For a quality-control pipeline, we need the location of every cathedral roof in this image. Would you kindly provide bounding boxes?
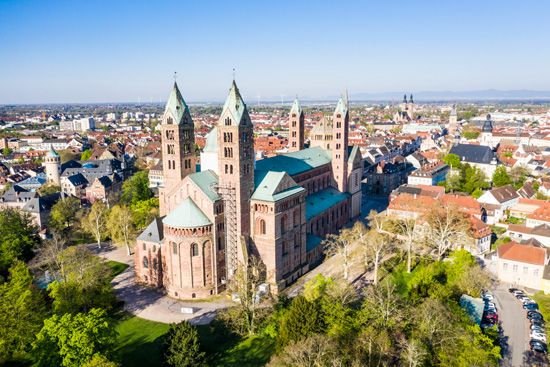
[203,127,218,153]
[188,170,220,202]
[306,188,350,220]
[162,197,212,228]
[164,82,192,125]
[137,217,164,243]
[220,80,250,126]
[255,147,332,176]
[252,171,305,202]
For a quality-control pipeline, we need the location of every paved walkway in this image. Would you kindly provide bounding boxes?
[89,243,234,325]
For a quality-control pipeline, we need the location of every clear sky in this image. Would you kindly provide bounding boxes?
[1,0,549,103]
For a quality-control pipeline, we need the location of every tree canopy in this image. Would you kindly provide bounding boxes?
[162,321,206,367]
[0,208,39,274]
[121,171,153,205]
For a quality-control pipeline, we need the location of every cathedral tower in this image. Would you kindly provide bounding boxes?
[407,94,414,120]
[217,80,255,275]
[159,82,196,215]
[332,97,349,192]
[288,97,304,152]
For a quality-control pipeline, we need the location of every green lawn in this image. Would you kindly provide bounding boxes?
[108,260,129,279]
[114,314,276,367]
[114,314,170,367]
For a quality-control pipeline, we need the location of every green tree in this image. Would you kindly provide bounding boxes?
[49,196,82,232]
[82,354,119,367]
[162,321,206,367]
[107,205,135,255]
[130,197,159,230]
[0,261,47,364]
[443,153,461,169]
[121,171,152,205]
[279,296,325,346]
[47,245,115,314]
[0,208,39,273]
[492,166,511,187]
[80,149,93,161]
[37,183,61,196]
[1,147,13,156]
[33,308,117,367]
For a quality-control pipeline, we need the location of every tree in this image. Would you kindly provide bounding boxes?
[363,229,391,285]
[121,171,152,205]
[107,205,135,255]
[130,197,159,230]
[0,261,47,364]
[82,200,109,249]
[80,149,92,161]
[162,321,206,367]
[47,245,115,314]
[492,166,511,187]
[443,153,461,169]
[225,255,266,336]
[0,207,39,273]
[423,204,471,260]
[394,218,418,273]
[360,280,403,329]
[268,334,338,367]
[323,227,355,281]
[82,354,119,367]
[33,308,117,367]
[399,337,427,367]
[1,147,12,156]
[49,196,81,232]
[278,296,325,346]
[37,183,61,196]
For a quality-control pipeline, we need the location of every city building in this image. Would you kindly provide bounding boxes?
[135,81,362,299]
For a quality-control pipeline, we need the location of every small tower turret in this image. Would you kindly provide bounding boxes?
[43,145,61,185]
[288,97,304,152]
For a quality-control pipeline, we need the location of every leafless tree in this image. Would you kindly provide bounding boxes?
[228,255,266,336]
[324,227,356,281]
[364,229,391,285]
[423,204,471,261]
[268,334,339,367]
[399,337,427,367]
[393,218,418,273]
[82,200,108,249]
[107,205,135,255]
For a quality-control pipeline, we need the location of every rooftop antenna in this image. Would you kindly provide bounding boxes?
[173,71,177,82]
[232,68,236,81]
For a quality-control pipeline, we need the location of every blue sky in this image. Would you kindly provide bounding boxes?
[0,0,549,103]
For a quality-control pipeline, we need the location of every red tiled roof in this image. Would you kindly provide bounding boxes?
[498,241,547,266]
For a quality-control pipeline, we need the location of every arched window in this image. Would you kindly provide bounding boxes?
[191,243,199,256]
[172,243,178,254]
[280,215,286,233]
[142,256,149,268]
[293,209,299,226]
[257,218,266,235]
[153,258,158,270]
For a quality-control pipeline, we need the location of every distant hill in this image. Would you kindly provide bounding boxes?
[349,89,550,101]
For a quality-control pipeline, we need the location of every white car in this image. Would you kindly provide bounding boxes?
[531,332,547,343]
[482,292,494,301]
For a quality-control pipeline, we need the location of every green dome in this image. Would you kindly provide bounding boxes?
[162,197,211,229]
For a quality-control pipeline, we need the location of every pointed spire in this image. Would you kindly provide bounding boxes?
[334,97,348,116]
[409,94,414,103]
[46,144,59,158]
[403,94,408,103]
[221,79,249,126]
[290,97,302,115]
[164,81,192,125]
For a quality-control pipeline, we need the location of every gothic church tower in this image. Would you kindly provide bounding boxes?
[159,82,196,216]
[288,98,304,152]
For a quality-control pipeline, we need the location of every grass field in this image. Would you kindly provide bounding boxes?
[114,314,276,367]
[108,260,129,279]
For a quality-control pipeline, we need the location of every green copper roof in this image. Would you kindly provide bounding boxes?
[290,98,302,115]
[188,170,220,202]
[334,97,348,116]
[46,144,59,158]
[255,147,332,176]
[220,80,250,126]
[162,197,212,228]
[164,82,192,125]
[306,188,349,220]
[306,235,323,252]
[203,127,218,153]
[251,171,305,202]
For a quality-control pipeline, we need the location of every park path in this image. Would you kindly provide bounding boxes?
[89,243,234,325]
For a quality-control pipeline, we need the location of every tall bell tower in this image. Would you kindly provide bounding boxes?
[217,80,255,275]
[288,97,304,152]
[332,97,349,192]
[159,81,196,215]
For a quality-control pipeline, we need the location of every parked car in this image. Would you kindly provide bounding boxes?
[509,287,520,293]
[517,295,530,302]
[531,325,546,334]
[532,320,546,328]
[482,292,494,301]
[528,312,544,321]
[513,290,525,296]
[531,332,547,343]
[530,339,548,354]
[524,303,539,311]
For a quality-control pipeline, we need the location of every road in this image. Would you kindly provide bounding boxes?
[492,285,532,367]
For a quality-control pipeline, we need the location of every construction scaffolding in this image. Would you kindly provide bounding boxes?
[216,182,239,279]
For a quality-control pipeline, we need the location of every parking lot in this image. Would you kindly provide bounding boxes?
[491,286,548,366]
